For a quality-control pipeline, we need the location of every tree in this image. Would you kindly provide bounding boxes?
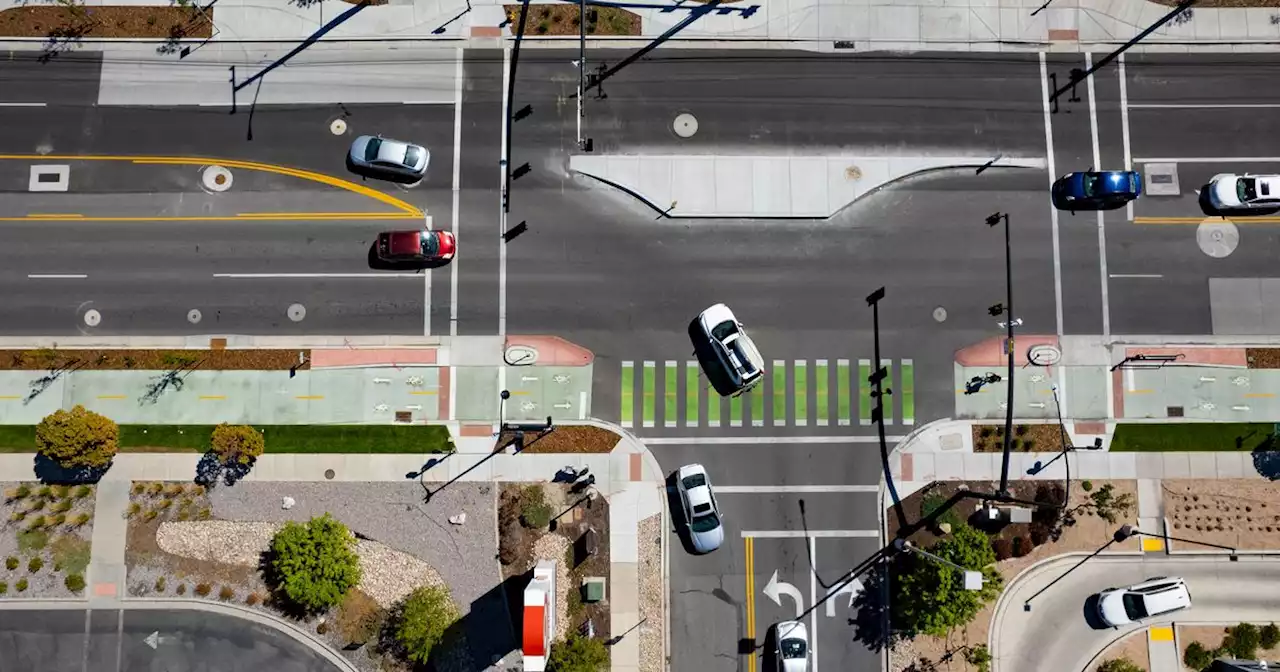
[964,644,991,672]
[1098,658,1144,672]
[1183,641,1213,670]
[269,514,361,612]
[1261,622,1280,649]
[1224,622,1262,659]
[35,406,118,469]
[210,424,265,465]
[393,585,459,664]
[890,523,1003,637]
[1073,484,1135,524]
[548,632,610,672]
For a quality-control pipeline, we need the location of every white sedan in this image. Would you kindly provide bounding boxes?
[675,463,724,554]
[773,621,809,672]
[1208,173,1280,211]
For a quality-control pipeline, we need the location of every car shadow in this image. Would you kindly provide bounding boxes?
[366,243,453,272]
[1081,593,1113,630]
[665,471,705,556]
[687,318,736,398]
[1198,187,1280,218]
[758,624,779,672]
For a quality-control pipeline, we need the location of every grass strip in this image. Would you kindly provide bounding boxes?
[1109,422,1276,452]
[0,424,453,454]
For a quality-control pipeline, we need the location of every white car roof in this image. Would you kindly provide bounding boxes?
[699,303,736,328]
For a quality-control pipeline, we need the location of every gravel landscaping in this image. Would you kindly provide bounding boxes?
[638,513,663,672]
[0,482,95,599]
[498,425,619,454]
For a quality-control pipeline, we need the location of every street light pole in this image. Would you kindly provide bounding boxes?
[987,212,1015,496]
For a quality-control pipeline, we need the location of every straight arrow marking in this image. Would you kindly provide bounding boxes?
[824,577,864,617]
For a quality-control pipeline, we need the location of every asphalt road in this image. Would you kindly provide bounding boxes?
[994,555,1280,672]
[0,607,341,672]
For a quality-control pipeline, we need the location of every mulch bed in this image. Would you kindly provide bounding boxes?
[498,483,611,641]
[972,423,1068,453]
[1246,348,1280,369]
[499,425,619,454]
[0,349,308,371]
[0,5,214,39]
[888,480,1068,558]
[504,4,641,36]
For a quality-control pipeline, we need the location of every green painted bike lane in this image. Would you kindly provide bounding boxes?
[772,360,786,426]
[685,361,698,427]
[794,360,808,426]
[664,361,677,428]
[621,362,634,428]
[837,359,851,426]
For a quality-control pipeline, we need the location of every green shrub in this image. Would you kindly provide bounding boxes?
[1183,641,1213,670]
[1097,659,1144,672]
[210,424,266,465]
[15,578,27,592]
[195,583,212,596]
[269,514,362,612]
[1081,480,1093,491]
[155,576,167,593]
[51,499,72,513]
[1224,622,1262,659]
[176,583,187,595]
[1262,622,1280,649]
[64,574,85,593]
[393,585,459,664]
[0,582,6,594]
[27,557,43,573]
[964,645,992,672]
[4,556,17,571]
[17,528,49,554]
[547,632,610,672]
[219,585,235,601]
[73,485,91,499]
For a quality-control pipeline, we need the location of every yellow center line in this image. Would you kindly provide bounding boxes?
[0,395,21,400]
[95,395,127,400]
[295,395,325,400]
[1136,216,1280,224]
[745,536,756,670]
[408,390,438,396]
[198,395,226,400]
[27,213,84,218]
[0,154,424,216]
[1246,393,1276,398]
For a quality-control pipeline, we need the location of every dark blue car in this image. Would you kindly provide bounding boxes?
[1051,170,1143,212]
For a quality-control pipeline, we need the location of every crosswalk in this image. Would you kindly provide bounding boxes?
[619,358,915,430]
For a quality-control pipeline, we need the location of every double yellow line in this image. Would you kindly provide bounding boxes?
[1135,216,1280,224]
[745,536,756,669]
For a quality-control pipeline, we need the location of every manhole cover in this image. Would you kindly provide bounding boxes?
[324,469,335,480]
[933,306,948,323]
[83,309,101,327]
[287,303,307,322]
[201,166,233,193]
[673,113,698,138]
[329,119,348,135]
[187,309,202,324]
[1197,219,1239,258]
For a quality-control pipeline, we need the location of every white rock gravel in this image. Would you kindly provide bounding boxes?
[155,521,447,608]
[532,532,572,642]
[638,513,664,672]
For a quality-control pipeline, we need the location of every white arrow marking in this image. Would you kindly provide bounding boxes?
[145,631,158,649]
[406,404,423,411]
[521,376,540,383]
[372,378,392,384]
[554,402,572,410]
[824,578,864,617]
[762,570,804,619]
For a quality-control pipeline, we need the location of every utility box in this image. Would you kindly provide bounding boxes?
[583,577,606,603]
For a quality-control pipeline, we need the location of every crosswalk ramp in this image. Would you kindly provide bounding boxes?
[619,358,915,430]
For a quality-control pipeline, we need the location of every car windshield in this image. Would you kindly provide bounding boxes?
[420,232,439,255]
[690,509,719,533]
[405,146,423,167]
[1121,593,1149,621]
[1082,173,1100,197]
[711,320,738,343]
[363,138,383,162]
[781,639,807,659]
[682,474,707,490]
[1239,178,1259,202]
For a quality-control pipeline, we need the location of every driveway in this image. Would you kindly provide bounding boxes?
[992,555,1280,672]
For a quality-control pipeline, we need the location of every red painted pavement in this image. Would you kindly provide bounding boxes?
[1123,346,1247,367]
[954,335,1060,367]
[437,366,450,420]
[1112,369,1125,418]
[311,348,438,368]
[460,424,494,437]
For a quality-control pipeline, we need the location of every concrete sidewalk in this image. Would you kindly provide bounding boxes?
[0,420,665,672]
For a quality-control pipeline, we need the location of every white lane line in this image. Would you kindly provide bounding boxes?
[213,273,421,279]
[1085,52,1110,340]
[1040,52,1065,337]
[810,535,818,672]
[0,102,47,107]
[450,46,464,338]
[717,485,879,494]
[27,274,86,279]
[1110,273,1163,279]
[498,46,510,337]
[741,530,880,539]
[642,436,906,445]
[1128,103,1280,109]
[1135,157,1280,164]
[1119,54,1134,223]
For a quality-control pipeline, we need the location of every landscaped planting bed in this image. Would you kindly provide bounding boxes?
[0,348,305,371]
[0,482,95,598]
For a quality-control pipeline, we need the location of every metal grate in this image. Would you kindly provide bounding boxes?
[1167,406,1184,418]
[395,411,412,423]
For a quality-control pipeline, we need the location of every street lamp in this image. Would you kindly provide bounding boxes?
[894,538,985,591]
[986,211,1016,497]
[1026,384,1072,509]
[499,389,511,430]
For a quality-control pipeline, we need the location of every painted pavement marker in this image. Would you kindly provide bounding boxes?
[837,359,851,427]
[858,359,872,426]
[664,360,678,428]
[902,359,915,425]
[815,359,829,427]
[794,360,808,427]
[773,360,787,427]
[881,359,894,425]
[685,360,699,428]
[621,361,634,428]
[642,360,655,428]
[730,392,743,428]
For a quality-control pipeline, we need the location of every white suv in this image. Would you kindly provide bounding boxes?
[691,303,765,397]
[1097,577,1192,627]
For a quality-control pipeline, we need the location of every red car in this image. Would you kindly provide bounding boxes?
[376,229,455,264]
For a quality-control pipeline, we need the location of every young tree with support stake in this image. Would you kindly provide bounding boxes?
[891,524,1003,637]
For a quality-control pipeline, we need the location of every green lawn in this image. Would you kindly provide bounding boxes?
[1110,422,1277,452]
[0,424,454,454]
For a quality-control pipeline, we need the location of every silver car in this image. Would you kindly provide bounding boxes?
[675,463,724,554]
[346,135,429,184]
